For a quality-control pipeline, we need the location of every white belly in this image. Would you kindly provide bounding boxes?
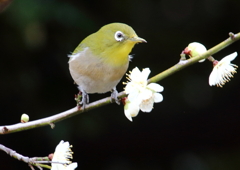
[68,48,129,93]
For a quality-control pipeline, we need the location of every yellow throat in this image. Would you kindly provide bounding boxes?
[73,23,146,67]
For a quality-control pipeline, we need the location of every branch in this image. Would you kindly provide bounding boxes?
[0,92,124,134]
[148,32,240,84]
[0,144,51,169]
[0,32,239,135]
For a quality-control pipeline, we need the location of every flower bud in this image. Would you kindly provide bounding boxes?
[184,42,207,62]
[21,113,29,123]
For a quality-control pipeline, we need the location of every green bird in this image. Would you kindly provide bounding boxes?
[68,23,146,108]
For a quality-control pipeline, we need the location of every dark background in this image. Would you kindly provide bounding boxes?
[1,0,240,169]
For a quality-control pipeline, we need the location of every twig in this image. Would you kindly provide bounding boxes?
[0,32,239,135]
[0,144,51,169]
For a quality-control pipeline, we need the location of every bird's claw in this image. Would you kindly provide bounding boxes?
[111,88,120,105]
[75,90,89,110]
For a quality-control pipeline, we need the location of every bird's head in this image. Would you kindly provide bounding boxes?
[94,23,146,66]
[99,22,146,47]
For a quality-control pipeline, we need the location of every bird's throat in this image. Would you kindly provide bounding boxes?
[103,42,135,67]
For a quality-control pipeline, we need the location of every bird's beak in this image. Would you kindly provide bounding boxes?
[129,36,147,43]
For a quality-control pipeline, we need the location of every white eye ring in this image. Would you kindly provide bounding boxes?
[114,31,124,42]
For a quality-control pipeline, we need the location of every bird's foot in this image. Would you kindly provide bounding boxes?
[75,90,89,110]
[111,88,120,105]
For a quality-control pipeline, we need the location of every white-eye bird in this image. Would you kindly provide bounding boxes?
[68,23,146,108]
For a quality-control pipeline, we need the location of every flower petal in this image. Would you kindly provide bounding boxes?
[124,100,140,121]
[147,83,164,92]
[141,68,151,80]
[139,89,152,100]
[209,69,217,86]
[125,82,136,94]
[220,52,237,63]
[153,93,163,103]
[129,67,141,80]
[66,163,78,170]
[140,98,154,112]
[128,90,141,103]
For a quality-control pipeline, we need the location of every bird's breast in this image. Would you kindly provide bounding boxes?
[69,48,129,93]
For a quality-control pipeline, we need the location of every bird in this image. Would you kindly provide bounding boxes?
[68,23,146,108]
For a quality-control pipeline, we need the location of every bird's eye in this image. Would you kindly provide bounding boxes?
[114,31,124,42]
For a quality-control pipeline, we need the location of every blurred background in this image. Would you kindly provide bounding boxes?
[1,0,240,169]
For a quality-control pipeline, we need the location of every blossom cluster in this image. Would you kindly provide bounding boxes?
[124,67,164,121]
[51,140,78,170]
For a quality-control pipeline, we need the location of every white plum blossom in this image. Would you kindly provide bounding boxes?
[124,67,164,121]
[124,99,140,122]
[209,52,238,87]
[51,140,78,170]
